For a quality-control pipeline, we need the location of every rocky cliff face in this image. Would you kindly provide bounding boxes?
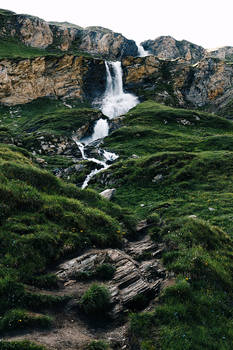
[0,55,106,105]
[122,55,233,114]
[0,10,138,59]
[79,26,138,60]
[141,36,206,63]
[207,46,233,61]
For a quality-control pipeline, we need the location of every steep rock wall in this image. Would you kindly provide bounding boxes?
[122,56,233,113]
[0,55,106,105]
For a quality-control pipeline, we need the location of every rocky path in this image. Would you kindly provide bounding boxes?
[4,234,169,349]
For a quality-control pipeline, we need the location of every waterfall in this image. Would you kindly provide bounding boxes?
[73,60,139,189]
[101,61,139,119]
[137,44,150,57]
[72,136,118,189]
[81,118,109,145]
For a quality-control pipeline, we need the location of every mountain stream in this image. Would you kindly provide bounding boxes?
[73,61,139,189]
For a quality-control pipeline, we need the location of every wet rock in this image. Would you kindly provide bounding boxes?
[100,188,116,200]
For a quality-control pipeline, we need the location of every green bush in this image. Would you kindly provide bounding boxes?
[0,309,52,332]
[85,340,109,350]
[0,340,46,350]
[95,263,116,280]
[79,284,111,315]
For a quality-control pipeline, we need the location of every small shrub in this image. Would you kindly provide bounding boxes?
[27,273,59,289]
[85,340,109,350]
[95,263,116,280]
[0,340,46,350]
[0,309,52,332]
[79,284,111,315]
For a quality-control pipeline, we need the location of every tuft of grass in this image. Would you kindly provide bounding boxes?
[0,309,52,332]
[0,340,46,350]
[85,340,110,350]
[79,284,111,315]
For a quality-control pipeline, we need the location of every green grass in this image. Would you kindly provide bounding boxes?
[0,97,105,175]
[0,97,94,136]
[130,218,233,350]
[88,101,233,349]
[92,101,233,233]
[0,98,232,348]
[0,309,52,332]
[0,143,135,337]
[0,340,46,350]
[79,284,111,315]
[0,37,51,60]
[85,340,110,350]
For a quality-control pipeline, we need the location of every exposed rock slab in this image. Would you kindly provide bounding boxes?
[56,235,167,318]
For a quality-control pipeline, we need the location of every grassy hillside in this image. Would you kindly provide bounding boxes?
[89,101,233,349]
[0,98,100,136]
[0,143,135,347]
[0,99,232,349]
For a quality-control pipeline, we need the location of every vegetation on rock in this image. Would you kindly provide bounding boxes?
[79,284,111,315]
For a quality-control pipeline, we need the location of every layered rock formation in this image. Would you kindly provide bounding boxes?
[122,55,233,114]
[56,234,167,318]
[141,36,206,63]
[0,55,106,105]
[0,10,138,59]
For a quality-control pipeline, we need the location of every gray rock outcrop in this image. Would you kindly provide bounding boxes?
[141,36,206,63]
[56,235,167,318]
[207,46,233,61]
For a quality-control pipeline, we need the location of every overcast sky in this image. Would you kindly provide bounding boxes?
[1,0,232,49]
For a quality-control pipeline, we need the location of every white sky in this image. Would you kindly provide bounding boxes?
[1,0,232,49]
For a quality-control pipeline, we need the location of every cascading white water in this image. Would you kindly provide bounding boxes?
[101,61,139,119]
[73,60,138,189]
[72,136,118,189]
[137,44,150,57]
[81,118,109,145]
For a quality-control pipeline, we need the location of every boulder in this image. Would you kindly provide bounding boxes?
[100,188,116,200]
